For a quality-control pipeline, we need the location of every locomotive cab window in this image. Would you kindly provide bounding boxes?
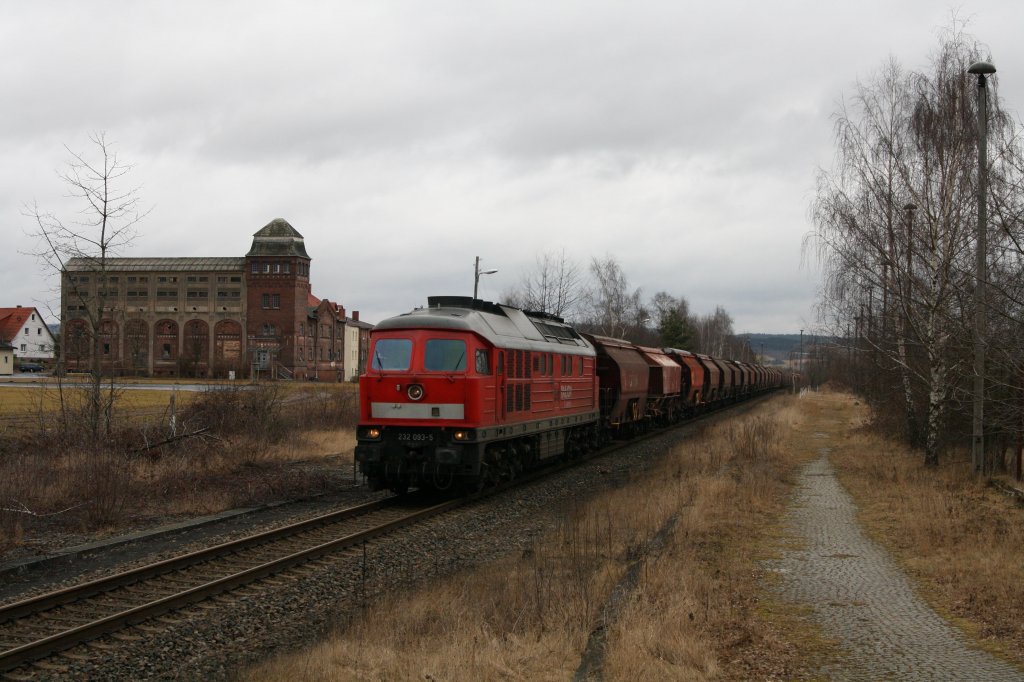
[424,339,466,371]
[475,349,491,375]
[371,338,413,371]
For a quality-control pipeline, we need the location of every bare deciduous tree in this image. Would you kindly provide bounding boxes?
[504,253,750,360]
[691,306,736,357]
[502,249,586,321]
[582,255,646,339]
[25,132,149,437]
[810,24,1024,468]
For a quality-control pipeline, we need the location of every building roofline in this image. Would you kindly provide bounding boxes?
[64,257,245,272]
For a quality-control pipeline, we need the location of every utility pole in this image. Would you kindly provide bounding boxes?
[473,256,498,300]
[799,328,804,388]
[969,60,996,474]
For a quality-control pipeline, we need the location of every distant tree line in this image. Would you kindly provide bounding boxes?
[809,22,1024,472]
[502,250,756,363]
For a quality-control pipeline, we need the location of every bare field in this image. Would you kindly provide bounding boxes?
[249,395,837,681]
[0,386,197,417]
[0,383,358,555]
[0,380,359,414]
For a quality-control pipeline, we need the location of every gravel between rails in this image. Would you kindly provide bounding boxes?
[12,401,767,681]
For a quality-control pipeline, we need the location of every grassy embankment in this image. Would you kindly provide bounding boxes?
[250,394,838,681]
[248,391,1024,679]
[821,391,1024,665]
[0,381,358,553]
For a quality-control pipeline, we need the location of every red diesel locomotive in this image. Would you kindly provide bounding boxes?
[355,296,783,493]
[355,296,601,493]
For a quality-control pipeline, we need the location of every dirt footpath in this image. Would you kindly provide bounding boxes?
[770,397,1024,681]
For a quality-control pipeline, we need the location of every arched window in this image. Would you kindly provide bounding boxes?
[125,319,149,370]
[154,319,178,362]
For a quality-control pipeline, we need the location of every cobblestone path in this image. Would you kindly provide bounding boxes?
[773,447,1024,681]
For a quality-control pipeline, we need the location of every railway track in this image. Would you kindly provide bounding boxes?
[0,392,776,677]
[0,495,462,675]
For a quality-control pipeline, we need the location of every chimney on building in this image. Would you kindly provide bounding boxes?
[338,305,346,318]
[353,311,359,322]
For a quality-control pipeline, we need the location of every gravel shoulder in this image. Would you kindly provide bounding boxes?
[0,464,380,607]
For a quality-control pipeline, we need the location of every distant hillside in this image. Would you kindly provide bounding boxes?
[738,333,827,365]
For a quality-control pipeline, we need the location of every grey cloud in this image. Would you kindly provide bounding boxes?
[3,0,1021,336]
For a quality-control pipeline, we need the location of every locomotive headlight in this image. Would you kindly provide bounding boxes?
[364,427,381,440]
[407,384,424,401]
[453,430,468,441]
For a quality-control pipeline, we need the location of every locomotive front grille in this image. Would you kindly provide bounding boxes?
[370,402,466,419]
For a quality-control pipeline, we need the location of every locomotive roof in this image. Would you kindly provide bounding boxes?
[374,296,594,355]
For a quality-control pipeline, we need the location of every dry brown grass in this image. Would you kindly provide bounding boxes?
[0,383,359,553]
[0,385,197,416]
[602,400,827,681]
[248,395,833,681]
[287,428,356,459]
[0,379,359,417]
[824,391,1024,664]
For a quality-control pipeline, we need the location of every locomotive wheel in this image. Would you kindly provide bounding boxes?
[384,460,410,495]
[431,463,456,491]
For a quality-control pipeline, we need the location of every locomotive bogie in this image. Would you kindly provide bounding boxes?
[356,411,602,492]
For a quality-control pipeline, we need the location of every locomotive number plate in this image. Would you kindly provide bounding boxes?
[397,433,434,442]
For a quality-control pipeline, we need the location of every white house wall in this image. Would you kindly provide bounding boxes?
[344,323,360,380]
[9,309,56,360]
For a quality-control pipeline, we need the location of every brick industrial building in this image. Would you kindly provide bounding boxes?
[61,219,371,380]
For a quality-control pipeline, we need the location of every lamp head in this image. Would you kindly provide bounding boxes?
[968,61,996,76]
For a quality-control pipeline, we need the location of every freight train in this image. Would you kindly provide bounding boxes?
[355,296,783,493]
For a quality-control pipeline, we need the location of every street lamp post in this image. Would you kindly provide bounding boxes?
[969,60,996,474]
[799,328,804,380]
[473,256,498,300]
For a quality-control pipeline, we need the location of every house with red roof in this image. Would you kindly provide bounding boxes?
[0,306,56,364]
[0,340,13,376]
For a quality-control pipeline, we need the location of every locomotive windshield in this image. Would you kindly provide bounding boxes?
[372,338,413,370]
[424,339,466,371]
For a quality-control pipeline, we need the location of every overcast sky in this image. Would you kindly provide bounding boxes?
[3,1,1022,333]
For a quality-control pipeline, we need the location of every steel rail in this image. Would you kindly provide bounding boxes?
[0,497,464,672]
[0,497,395,623]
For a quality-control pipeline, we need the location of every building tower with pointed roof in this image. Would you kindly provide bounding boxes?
[245,219,313,376]
[59,218,369,380]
